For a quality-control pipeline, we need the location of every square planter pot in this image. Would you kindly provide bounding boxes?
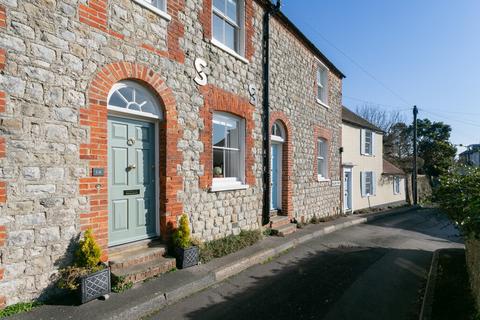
[175,246,199,269]
[79,267,111,304]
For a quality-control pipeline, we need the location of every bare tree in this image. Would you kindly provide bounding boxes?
[355,104,405,133]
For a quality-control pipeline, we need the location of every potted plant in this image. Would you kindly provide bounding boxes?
[172,214,199,269]
[213,166,223,178]
[57,229,111,304]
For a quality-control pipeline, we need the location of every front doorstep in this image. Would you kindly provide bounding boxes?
[108,239,176,284]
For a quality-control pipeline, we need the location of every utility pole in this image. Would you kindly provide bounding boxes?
[412,105,418,205]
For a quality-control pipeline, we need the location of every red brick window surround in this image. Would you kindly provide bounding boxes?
[199,85,255,190]
[0,5,6,28]
[80,62,183,257]
[270,112,293,218]
[314,126,332,181]
[199,0,254,60]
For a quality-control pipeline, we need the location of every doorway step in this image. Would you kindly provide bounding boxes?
[270,215,296,237]
[109,239,176,283]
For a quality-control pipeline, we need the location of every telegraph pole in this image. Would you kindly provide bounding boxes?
[412,106,418,205]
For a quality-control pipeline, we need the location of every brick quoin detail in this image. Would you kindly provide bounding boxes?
[0,5,6,28]
[78,1,185,63]
[0,48,5,70]
[200,0,255,60]
[314,126,333,179]
[270,112,293,219]
[81,62,183,258]
[199,85,255,189]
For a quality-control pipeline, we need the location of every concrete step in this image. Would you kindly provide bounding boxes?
[273,223,297,237]
[109,245,168,273]
[270,215,291,229]
[112,257,176,283]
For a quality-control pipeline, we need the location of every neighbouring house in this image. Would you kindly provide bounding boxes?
[341,107,406,213]
[459,144,480,166]
[0,0,344,306]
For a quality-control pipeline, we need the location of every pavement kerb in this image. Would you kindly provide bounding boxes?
[418,249,440,320]
[136,205,418,319]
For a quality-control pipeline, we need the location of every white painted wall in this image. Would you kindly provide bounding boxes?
[342,123,406,212]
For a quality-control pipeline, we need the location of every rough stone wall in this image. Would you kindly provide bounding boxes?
[0,0,342,305]
[269,18,343,221]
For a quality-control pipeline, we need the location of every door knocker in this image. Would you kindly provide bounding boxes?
[127,137,136,146]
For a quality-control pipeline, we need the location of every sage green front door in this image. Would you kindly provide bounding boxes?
[108,116,156,246]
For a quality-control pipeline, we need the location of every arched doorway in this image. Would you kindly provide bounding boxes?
[270,121,285,213]
[107,80,163,247]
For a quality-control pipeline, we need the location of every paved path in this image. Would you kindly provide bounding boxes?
[147,208,463,320]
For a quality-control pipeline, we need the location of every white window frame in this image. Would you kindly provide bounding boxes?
[361,171,376,197]
[361,129,375,156]
[394,176,401,195]
[211,112,248,192]
[132,0,172,21]
[211,0,246,59]
[316,61,329,108]
[317,138,329,181]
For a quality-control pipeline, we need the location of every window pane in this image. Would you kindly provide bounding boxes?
[118,87,134,102]
[213,122,225,147]
[213,13,224,43]
[224,22,237,51]
[141,101,155,114]
[109,91,127,108]
[317,158,324,177]
[153,0,165,10]
[226,0,238,23]
[226,121,239,149]
[213,0,225,12]
[225,149,240,178]
[213,148,224,177]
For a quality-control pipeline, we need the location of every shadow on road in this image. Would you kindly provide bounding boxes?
[367,208,464,245]
[160,247,430,320]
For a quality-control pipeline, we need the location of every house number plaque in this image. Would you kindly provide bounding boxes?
[92,168,105,177]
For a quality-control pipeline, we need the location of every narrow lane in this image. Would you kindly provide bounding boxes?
[147,209,463,320]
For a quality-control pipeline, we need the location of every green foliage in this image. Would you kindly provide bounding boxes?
[111,274,133,293]
[0,302,42,317]
[199,230,263,263]
[172,214,192,249]
[310,215,320,224]
[57,229,104,291]
[75,229,102,269]
[434,165,480,238]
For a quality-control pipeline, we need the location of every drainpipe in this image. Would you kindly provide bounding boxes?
[262,0,281,226]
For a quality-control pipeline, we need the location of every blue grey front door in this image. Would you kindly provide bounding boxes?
[271,143,281,210]
[108,116,156,246]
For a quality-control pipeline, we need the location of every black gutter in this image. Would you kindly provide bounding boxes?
[261,0,281,226]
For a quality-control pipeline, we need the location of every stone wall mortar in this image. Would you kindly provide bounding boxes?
[0,0,342,305]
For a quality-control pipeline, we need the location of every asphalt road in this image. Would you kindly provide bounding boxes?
[147,208,463,320]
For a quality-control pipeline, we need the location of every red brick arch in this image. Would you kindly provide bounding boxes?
[270,112,293,218]
[80,62,183,258]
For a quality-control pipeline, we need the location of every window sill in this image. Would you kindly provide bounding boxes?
[211,38,249,64]
[132,0,172,21]
[209,184,249,192]
[317,176,331,183]
[316,99,330,109]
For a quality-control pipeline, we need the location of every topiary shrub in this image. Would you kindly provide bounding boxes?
[172,214,192,249]
[75,229,102,269]
[57,229,104,291]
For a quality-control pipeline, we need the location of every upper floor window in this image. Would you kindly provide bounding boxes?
[361,129,374,156]
[394,176,401,194]
[133,0,170,20]
[316,65,328,105]
[212,112,245,189]
[317,138,328,179]
[361,171,376,197]
[213,0,244,54]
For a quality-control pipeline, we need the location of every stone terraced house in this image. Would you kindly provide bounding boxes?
[0,0,344,306]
